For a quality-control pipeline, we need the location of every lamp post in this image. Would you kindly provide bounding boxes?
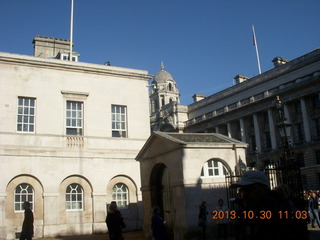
[274,96,292,161]
[273,96,303,202]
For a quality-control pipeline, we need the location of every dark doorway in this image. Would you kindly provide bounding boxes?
[150,163,174,239]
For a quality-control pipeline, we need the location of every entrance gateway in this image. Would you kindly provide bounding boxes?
[136,131,247,240]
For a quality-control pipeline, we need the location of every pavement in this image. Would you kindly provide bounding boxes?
[308,225,320,240]
[35,224,320,240]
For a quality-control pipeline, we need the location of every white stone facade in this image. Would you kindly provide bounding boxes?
[0,43,152,239]
[150,49,320,190]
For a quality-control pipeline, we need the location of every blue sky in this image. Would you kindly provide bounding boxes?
[1,0,319,105]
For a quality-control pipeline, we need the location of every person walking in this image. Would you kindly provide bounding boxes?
[20,201,34,240]
[198,201,208,240]
[106,201,126,240]
[151,206,167,240]
[308,191,320,228]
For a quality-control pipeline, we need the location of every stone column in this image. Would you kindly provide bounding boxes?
[253,114,262,152]
[283,104,293,144]
[268,109,277,150]
[227,122,232,138]
[300,98,311,142]
[240,118,246,143]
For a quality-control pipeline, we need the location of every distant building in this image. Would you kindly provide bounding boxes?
[150,49,320,190]
[0,36,152,239]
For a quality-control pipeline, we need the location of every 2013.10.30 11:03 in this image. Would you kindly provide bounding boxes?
[211,210,308,220]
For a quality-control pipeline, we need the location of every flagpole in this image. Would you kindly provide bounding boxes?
[69,0,74,61]
[252,24,262,74]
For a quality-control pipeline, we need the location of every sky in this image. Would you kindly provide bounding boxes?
[0,0,319,105]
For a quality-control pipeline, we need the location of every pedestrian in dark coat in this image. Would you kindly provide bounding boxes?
[198,201,208,240]
[106,201,126,240]
[151,206,167,240]
[20,202,34,240]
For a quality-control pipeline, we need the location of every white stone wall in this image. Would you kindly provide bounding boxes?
[0,52,151,239]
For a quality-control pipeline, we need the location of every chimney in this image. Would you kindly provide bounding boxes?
[272,57,288,67]
[33,36,71,58]
[234,74,249,84]
[193,94,206,102]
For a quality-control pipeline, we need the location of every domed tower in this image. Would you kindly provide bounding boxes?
[150,62,180,113]
[150,63,180,131]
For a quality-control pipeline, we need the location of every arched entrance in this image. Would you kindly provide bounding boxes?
[150,163,174,239]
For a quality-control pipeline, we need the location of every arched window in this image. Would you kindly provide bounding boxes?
[14,184,34,212]
[201,160,229,178]
[112,183,129,208]
[66,183,83,211]
[168,83,173,91]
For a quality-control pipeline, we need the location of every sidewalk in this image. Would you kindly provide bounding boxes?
[308,225,320,240]
[37,226,320,240]
[36,231,148,240]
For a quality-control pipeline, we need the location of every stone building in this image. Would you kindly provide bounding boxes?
[150,48,320,190]
[0,36,152,239]
[149,63,187,132]
[136,131,247,240]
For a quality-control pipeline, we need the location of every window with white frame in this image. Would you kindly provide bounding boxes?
[111,105,127,138]
[66,101,83,135]
[14,184,34,212]
[60,53,78,62]
[17,97,36,132]
[112,183,129,208]
[66,183,83,211]
[200,160,229,178]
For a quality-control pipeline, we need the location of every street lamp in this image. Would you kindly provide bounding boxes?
[274,96,292,159]
[273,96,303,202]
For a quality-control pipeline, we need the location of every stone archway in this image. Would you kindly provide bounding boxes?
[150,163,174,239]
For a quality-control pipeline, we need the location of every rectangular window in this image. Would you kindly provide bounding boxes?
[295,123,305,143]
[66,101,83,135]
[296,153,305,167]
[316,150,320,165]
[60,53,78,62]
[17,97,36,132]
[112,105,127,138]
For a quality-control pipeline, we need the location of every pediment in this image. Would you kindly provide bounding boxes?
[136,132,184,161]
[136,131,247,161]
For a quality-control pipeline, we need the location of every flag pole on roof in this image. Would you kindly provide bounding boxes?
[252,24,262,74]
[69,0,74,61]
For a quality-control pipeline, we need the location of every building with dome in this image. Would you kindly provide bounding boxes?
[150,63,188,132]
[149,49,320,191]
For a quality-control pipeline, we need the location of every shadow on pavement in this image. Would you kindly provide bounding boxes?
[37,231,148,240]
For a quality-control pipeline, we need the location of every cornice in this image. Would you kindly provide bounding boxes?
[0,52,153,81]
[188,49,320,111]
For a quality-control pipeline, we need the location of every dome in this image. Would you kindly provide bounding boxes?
[153,62,175,84]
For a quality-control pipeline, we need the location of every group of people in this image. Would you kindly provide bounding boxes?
[18,171,315,240]
[198,199,229,240]
[230,171,308,240]
[18,200,167,240]
[106,203,167,240]
[198,170,311,240]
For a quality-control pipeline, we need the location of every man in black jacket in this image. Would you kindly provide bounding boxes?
[308,191,320,228]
